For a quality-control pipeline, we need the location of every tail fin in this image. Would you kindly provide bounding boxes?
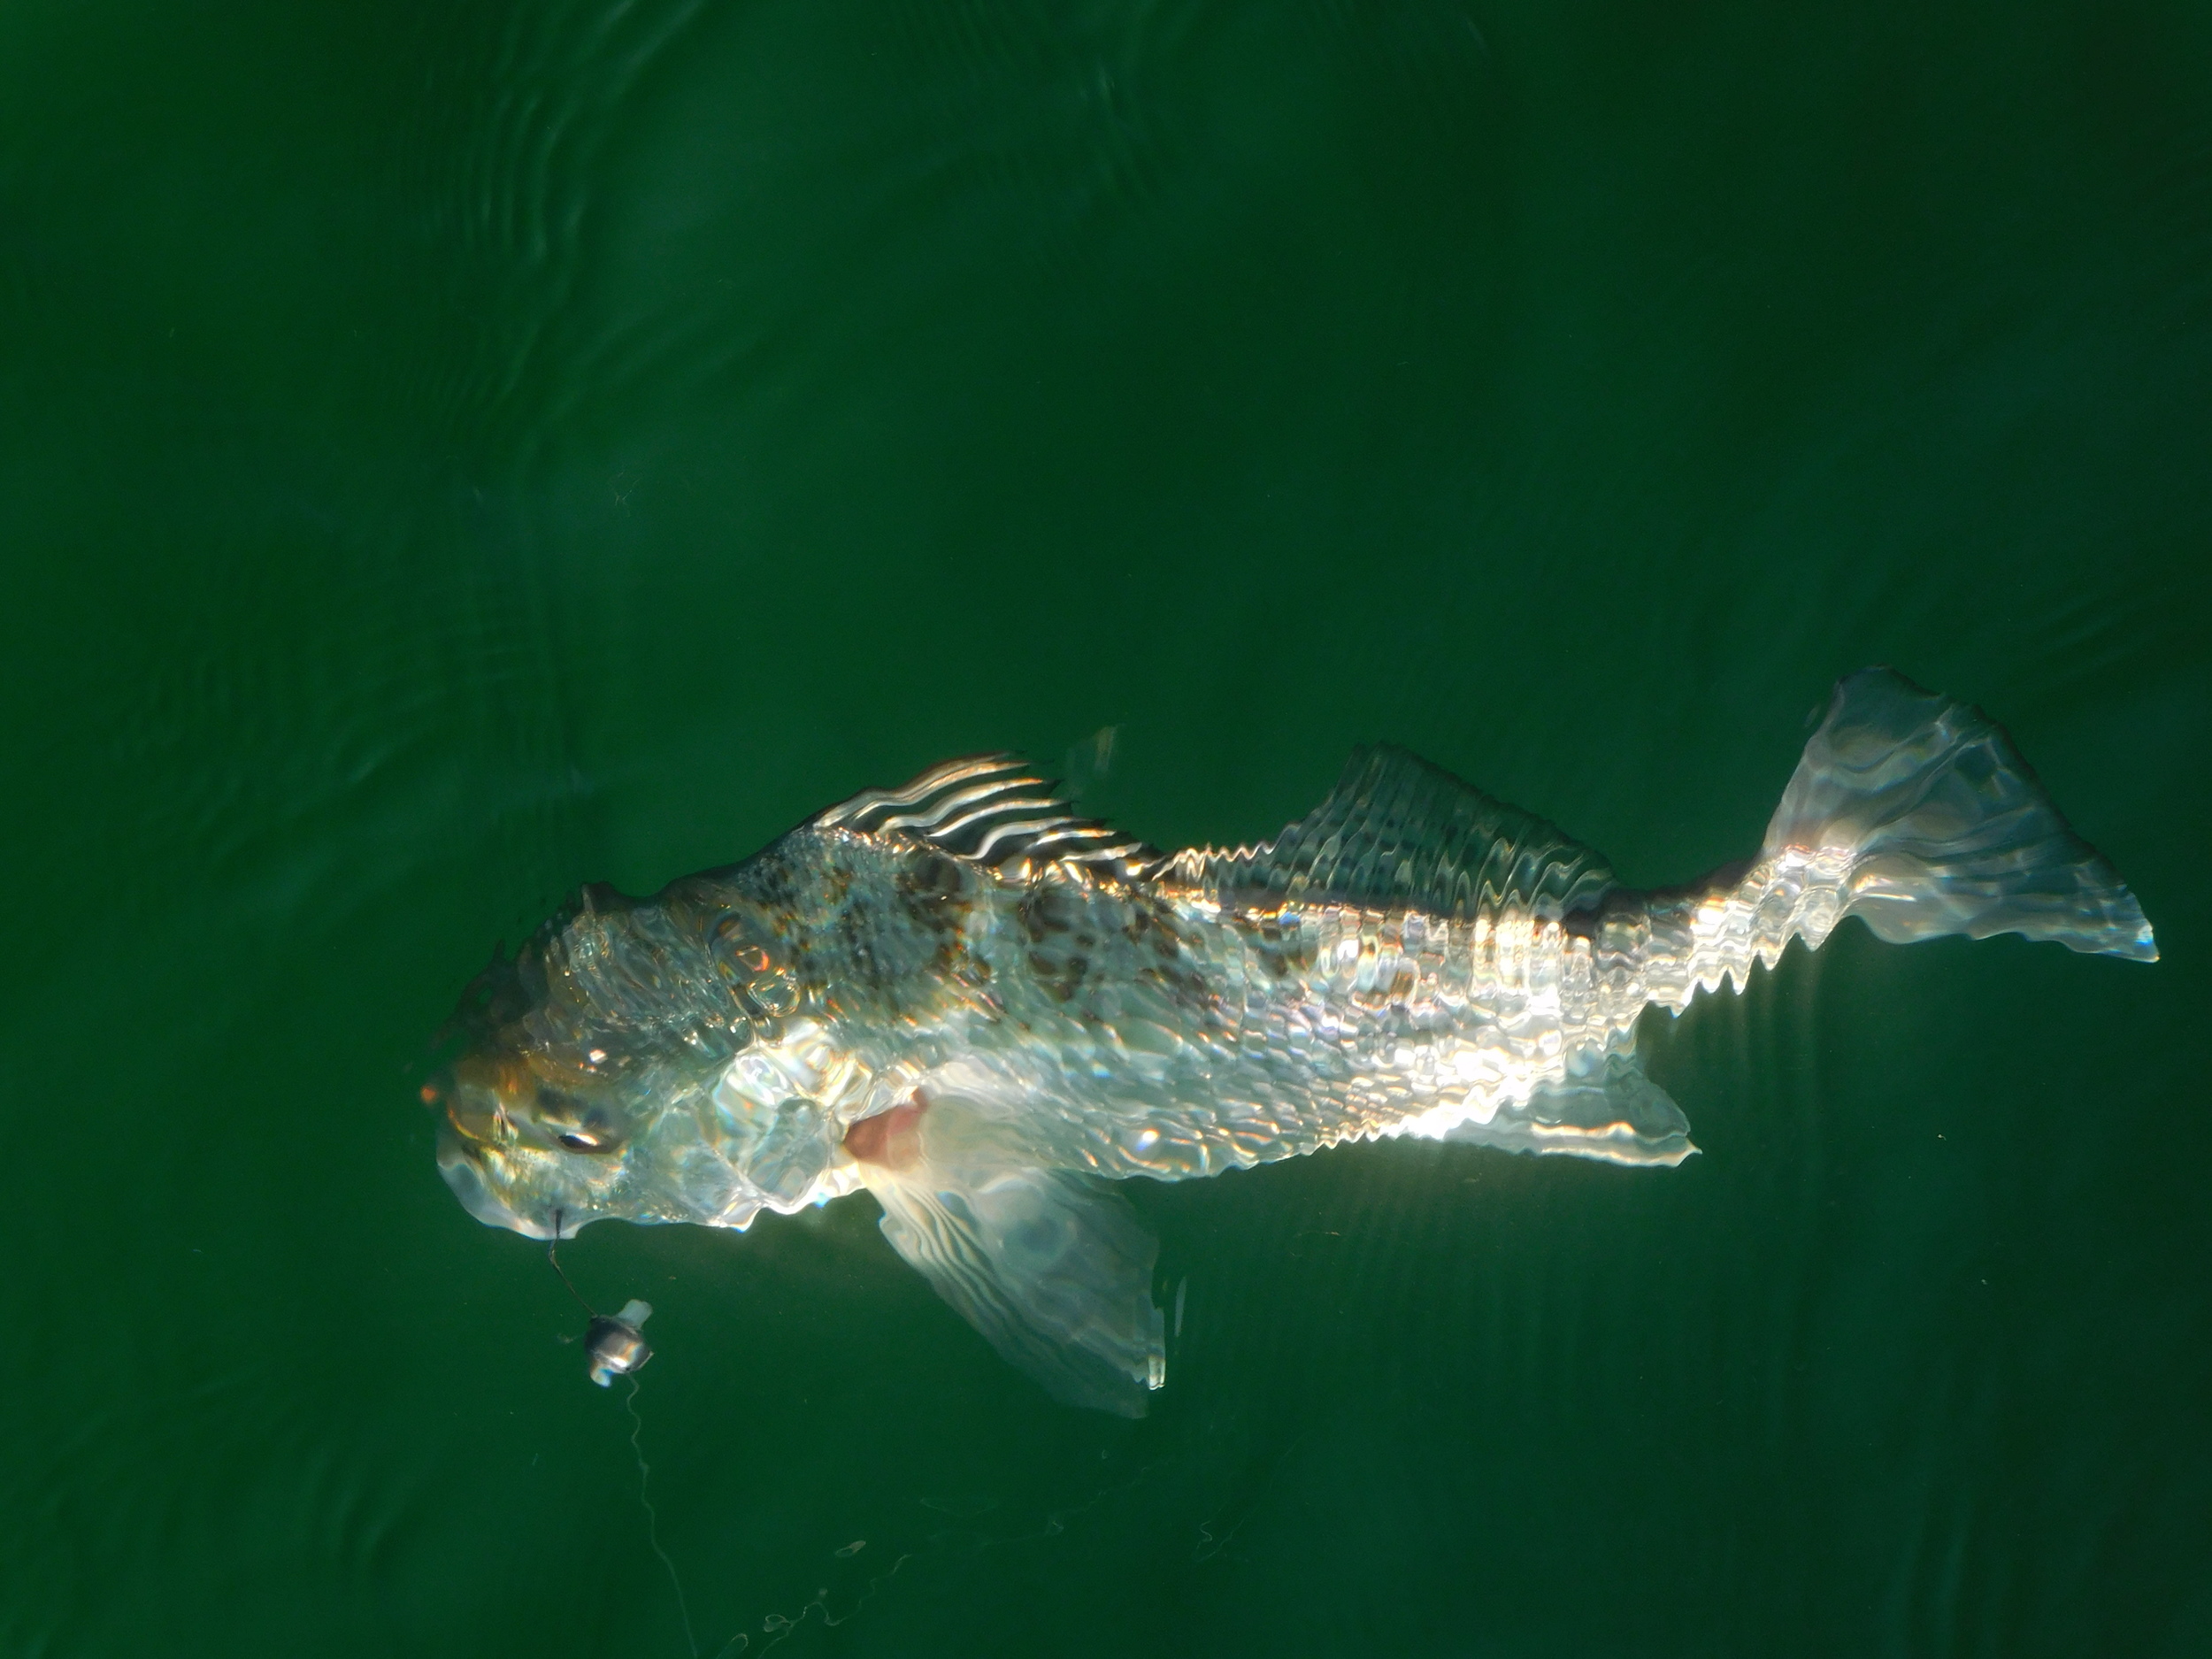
[1763,668,2155,961]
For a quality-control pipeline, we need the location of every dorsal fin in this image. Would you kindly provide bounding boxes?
[818,754,1157,881]
[1170,744,1616,920]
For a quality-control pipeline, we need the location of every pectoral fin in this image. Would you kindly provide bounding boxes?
[857,1102,1165,1416]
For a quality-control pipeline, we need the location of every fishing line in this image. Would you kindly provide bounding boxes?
[547,1209,699,1655]
[545,1208,596,1317]
[626,1374,701,1659]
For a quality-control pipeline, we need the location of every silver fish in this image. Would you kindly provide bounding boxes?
[428,670,2154,1414]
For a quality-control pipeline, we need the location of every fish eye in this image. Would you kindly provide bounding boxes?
[532,1085,621,1154]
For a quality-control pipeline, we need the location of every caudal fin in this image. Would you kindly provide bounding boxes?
[1764,668,2156,962]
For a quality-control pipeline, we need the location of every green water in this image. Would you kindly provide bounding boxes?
[4,2,2208,1653]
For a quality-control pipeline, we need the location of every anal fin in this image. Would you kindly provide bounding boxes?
[1440,1051,1696,1168]
[857,1096,1166,1416]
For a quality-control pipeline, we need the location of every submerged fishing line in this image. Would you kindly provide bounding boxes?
[626,1375,701,1659]
[547,1210,698,1655]
[545,1209,595,1318]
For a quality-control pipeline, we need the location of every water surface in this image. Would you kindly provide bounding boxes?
[3,3,2208,1654]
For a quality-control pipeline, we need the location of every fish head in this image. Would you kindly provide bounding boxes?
[430,1042,643,1240]
[426,882,788,1239]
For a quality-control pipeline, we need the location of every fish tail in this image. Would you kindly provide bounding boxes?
[1756,667,2156,962]
[1630,670,2155,1010]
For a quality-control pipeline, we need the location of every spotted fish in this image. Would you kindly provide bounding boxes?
[430,670,2155,1414]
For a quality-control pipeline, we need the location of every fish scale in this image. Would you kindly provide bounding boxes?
[430,669,2154,1414]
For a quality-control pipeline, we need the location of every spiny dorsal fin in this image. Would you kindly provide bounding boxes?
[818,754,1157,881]
[1171,744,1616,920]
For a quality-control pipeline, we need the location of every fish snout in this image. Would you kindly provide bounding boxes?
[435,1113,554,1237]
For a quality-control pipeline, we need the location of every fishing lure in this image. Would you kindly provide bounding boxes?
[428,670,2154,1413]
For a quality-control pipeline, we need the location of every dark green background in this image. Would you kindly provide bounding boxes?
[4,2,2207,1653]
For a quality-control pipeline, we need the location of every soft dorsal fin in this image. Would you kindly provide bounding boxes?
[1171,744,1616,920]
[818,754,1157,881]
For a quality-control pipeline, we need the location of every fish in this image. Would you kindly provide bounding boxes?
[427,669,2155,1415]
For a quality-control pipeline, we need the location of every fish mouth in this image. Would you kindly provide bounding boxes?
[436,1115,571,1240]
